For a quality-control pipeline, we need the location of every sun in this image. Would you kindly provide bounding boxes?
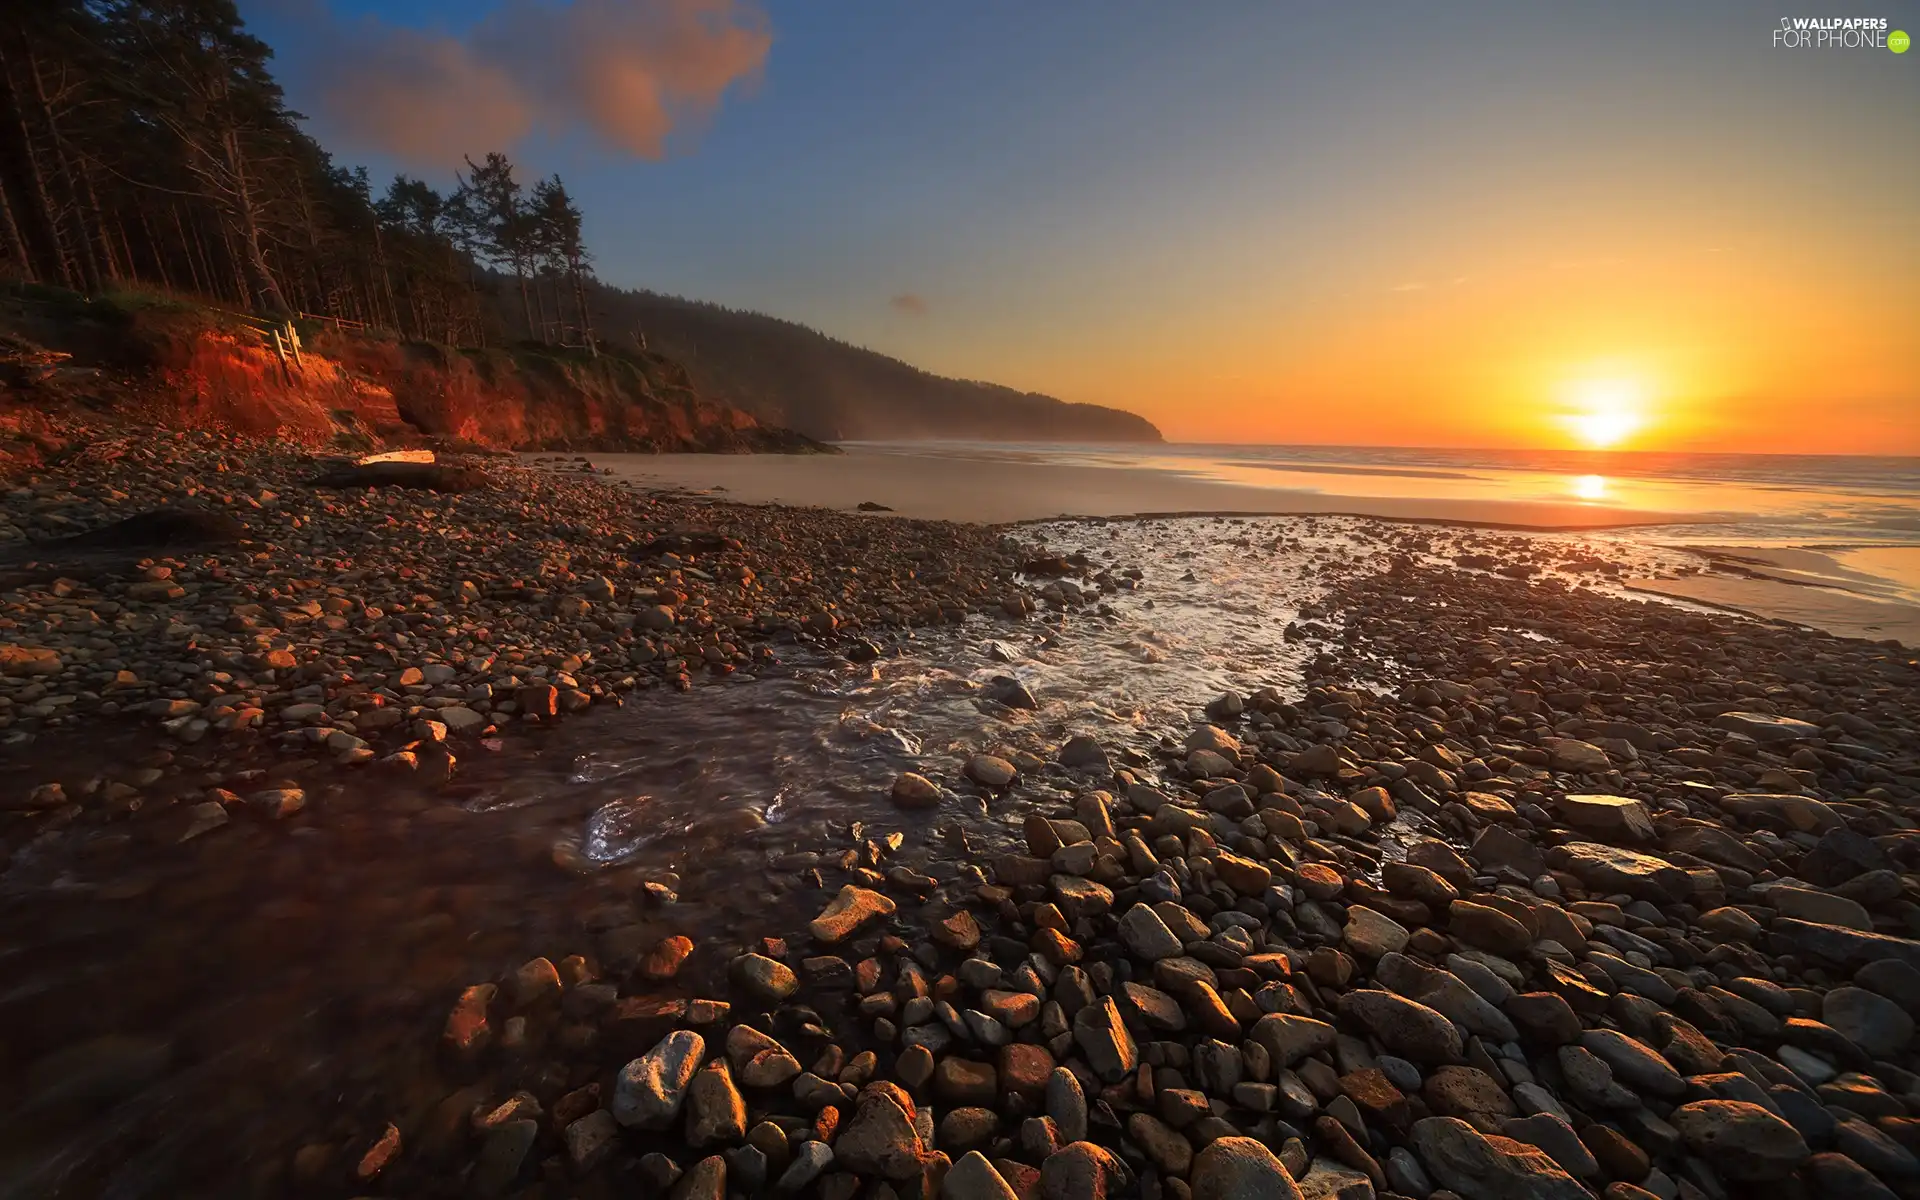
[1561,379,1648,449]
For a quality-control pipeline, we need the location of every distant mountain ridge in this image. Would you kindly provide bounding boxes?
[581,284,1164,444]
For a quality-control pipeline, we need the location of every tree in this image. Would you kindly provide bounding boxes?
[97,0,293,314]
[530,174,594,356]
[456,151,535,341]
[0,1,603,353]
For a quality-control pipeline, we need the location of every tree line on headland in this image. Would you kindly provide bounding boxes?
[0,1,594,352]
[0,1,1164,442]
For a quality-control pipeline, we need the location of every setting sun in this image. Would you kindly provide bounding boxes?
[1562,380,1649,449]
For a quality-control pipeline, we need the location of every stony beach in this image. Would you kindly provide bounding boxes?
[2,432,1919,1200]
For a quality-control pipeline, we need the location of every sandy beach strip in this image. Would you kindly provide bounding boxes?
[585,446,1679,530]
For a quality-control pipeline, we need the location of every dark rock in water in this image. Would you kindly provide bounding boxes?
[1060,736,1110,772]
[985,676,1039,710]
[856,501,894,512]
[1020,555,1082,577]
[310,461,486,491]
[846,640,882,663]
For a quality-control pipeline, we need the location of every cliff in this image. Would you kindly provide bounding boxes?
[0,289,825,462]
[540,282,1165,444]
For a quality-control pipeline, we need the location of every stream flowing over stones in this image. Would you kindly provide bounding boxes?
[2,449,1918,1200]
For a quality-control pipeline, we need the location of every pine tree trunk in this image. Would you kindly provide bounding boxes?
[0,38,68,287]
[0,170,30,282]
[219,127,287,314]
[138,207,171,290]
[533,273,551,344]
[516,267,534,342]
[572,267,596,358]
[77,156,120,284]
[25,42,101,294]
[179,206,210,297]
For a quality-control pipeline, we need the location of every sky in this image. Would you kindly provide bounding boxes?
[243,1,1920,452]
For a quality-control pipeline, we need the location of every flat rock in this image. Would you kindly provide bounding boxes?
[1499,1112,1597,1179]
[1663,823,1768,873]
[1553,794,1653,841]
[1546,740,1611,773]
[1721,793,1842,833]
[1766,885,1872,932]
[1553,842,1690,901]
[1449,900,1533,955]
[1773,919,1920,973]
[1712,712,1822,743]
[1344,905,1410,958]
[809,886,897,943]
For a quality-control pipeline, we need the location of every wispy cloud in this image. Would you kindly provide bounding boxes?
[1390,281,1428,293]
[889,293,930,316]
[272,0,772,167]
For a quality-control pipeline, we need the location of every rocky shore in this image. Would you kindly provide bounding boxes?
[3,433,1919,1200]
[0,430,1023,807]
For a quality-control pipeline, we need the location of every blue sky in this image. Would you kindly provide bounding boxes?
[242,1,1919,449]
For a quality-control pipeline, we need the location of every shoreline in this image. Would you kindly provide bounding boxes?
[3,431,1920,1199]
[602,446,1920,651]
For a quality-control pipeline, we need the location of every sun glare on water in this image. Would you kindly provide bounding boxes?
[1561,379,1649,449]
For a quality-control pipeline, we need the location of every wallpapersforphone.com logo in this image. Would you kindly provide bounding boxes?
[1772,16,1908,50]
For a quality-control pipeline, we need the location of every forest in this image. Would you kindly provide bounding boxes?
[0,0,1162,442]
[0,1,593,352]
